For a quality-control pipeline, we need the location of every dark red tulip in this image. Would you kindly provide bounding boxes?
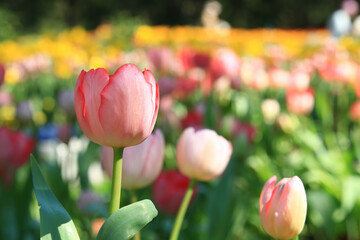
[0,127,35,185]
[152,170,198,215]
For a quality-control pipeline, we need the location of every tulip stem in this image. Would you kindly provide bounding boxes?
[130,190,141,240]
[109,147,124,216]
[169,179,197,240]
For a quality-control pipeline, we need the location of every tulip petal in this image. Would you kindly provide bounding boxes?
[75,69,110,145]
[99,64,157,147]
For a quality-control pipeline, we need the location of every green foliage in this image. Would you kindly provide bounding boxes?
[31,156,80,240]
[96,199,158,240]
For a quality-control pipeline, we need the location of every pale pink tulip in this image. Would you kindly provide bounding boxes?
[176,127,232,181]
[268,68,290,89]
[288,70,310,91]
[101,129,165,189]
[209,48,241,80]
[259,176,307,240]
[286,89,314,115]
[74,64,159,147]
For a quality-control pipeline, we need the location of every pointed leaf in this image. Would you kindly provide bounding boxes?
[31,156,80,240]
[96,199,158,240]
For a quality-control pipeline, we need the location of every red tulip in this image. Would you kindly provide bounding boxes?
[181,110,204,130]
[74,64,159,147]
[0,127,35,185]
[152,170,198,215]
[259,176,307,240]
[176,127,232,181]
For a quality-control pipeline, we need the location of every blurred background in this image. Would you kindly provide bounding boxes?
[1,0,360,239]
[0,0,351,39]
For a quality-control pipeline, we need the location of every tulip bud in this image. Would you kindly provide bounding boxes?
[176,127,232,181]
[261,99,280,124]
[101,129,165,189]
[286,89,314,115]
[268,68,290,89]
[259,176,307,240]
[0,127,35,185]
[350,100,360,121]
[74,64,159,147]
[152,170,198,215]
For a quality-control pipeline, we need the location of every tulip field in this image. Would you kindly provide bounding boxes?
[1,24,360,240]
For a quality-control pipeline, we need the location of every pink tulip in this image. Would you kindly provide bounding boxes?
[74,64,159,147]
[176,127,232,181]
[209,48,241,80]
[286,89,314,115]
[148,47,175,73]
[268,68,290,89]
[0,127,35,185]
[350,100,360,121]
[101,129,165,189]
[259,176,307,240]
[288,70,311,91]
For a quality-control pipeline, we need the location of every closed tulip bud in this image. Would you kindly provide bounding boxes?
[74,64,159,148]
[261,99,280,124]
[0,127,35,185]
[176,127,232,181]
[152,170,198,215]
[286,89,314,115]
[259,176,307,240]
[102,129,165,189]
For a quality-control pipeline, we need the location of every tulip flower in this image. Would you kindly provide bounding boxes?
[170,127,232,240]
[101,129,165,189]
[261,99,280,124]
[209,48,241,80]
[0,127,35,185]
[180,110,204,130]
[259,176,307,240]
[176,127,232,181]
[286,89,314,115]
[350,100,360,121]
[0,63,5,87]
[268,68,290,89]
[74,63,159,148]
[152,170,198,215]
[75,64,159,214]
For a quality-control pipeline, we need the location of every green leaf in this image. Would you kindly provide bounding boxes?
[96,199,158,240]
[31,155,80,240]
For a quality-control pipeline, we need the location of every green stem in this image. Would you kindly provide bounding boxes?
[169,179,197,240]
[109,147,123,216]
[131,190,141,240]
